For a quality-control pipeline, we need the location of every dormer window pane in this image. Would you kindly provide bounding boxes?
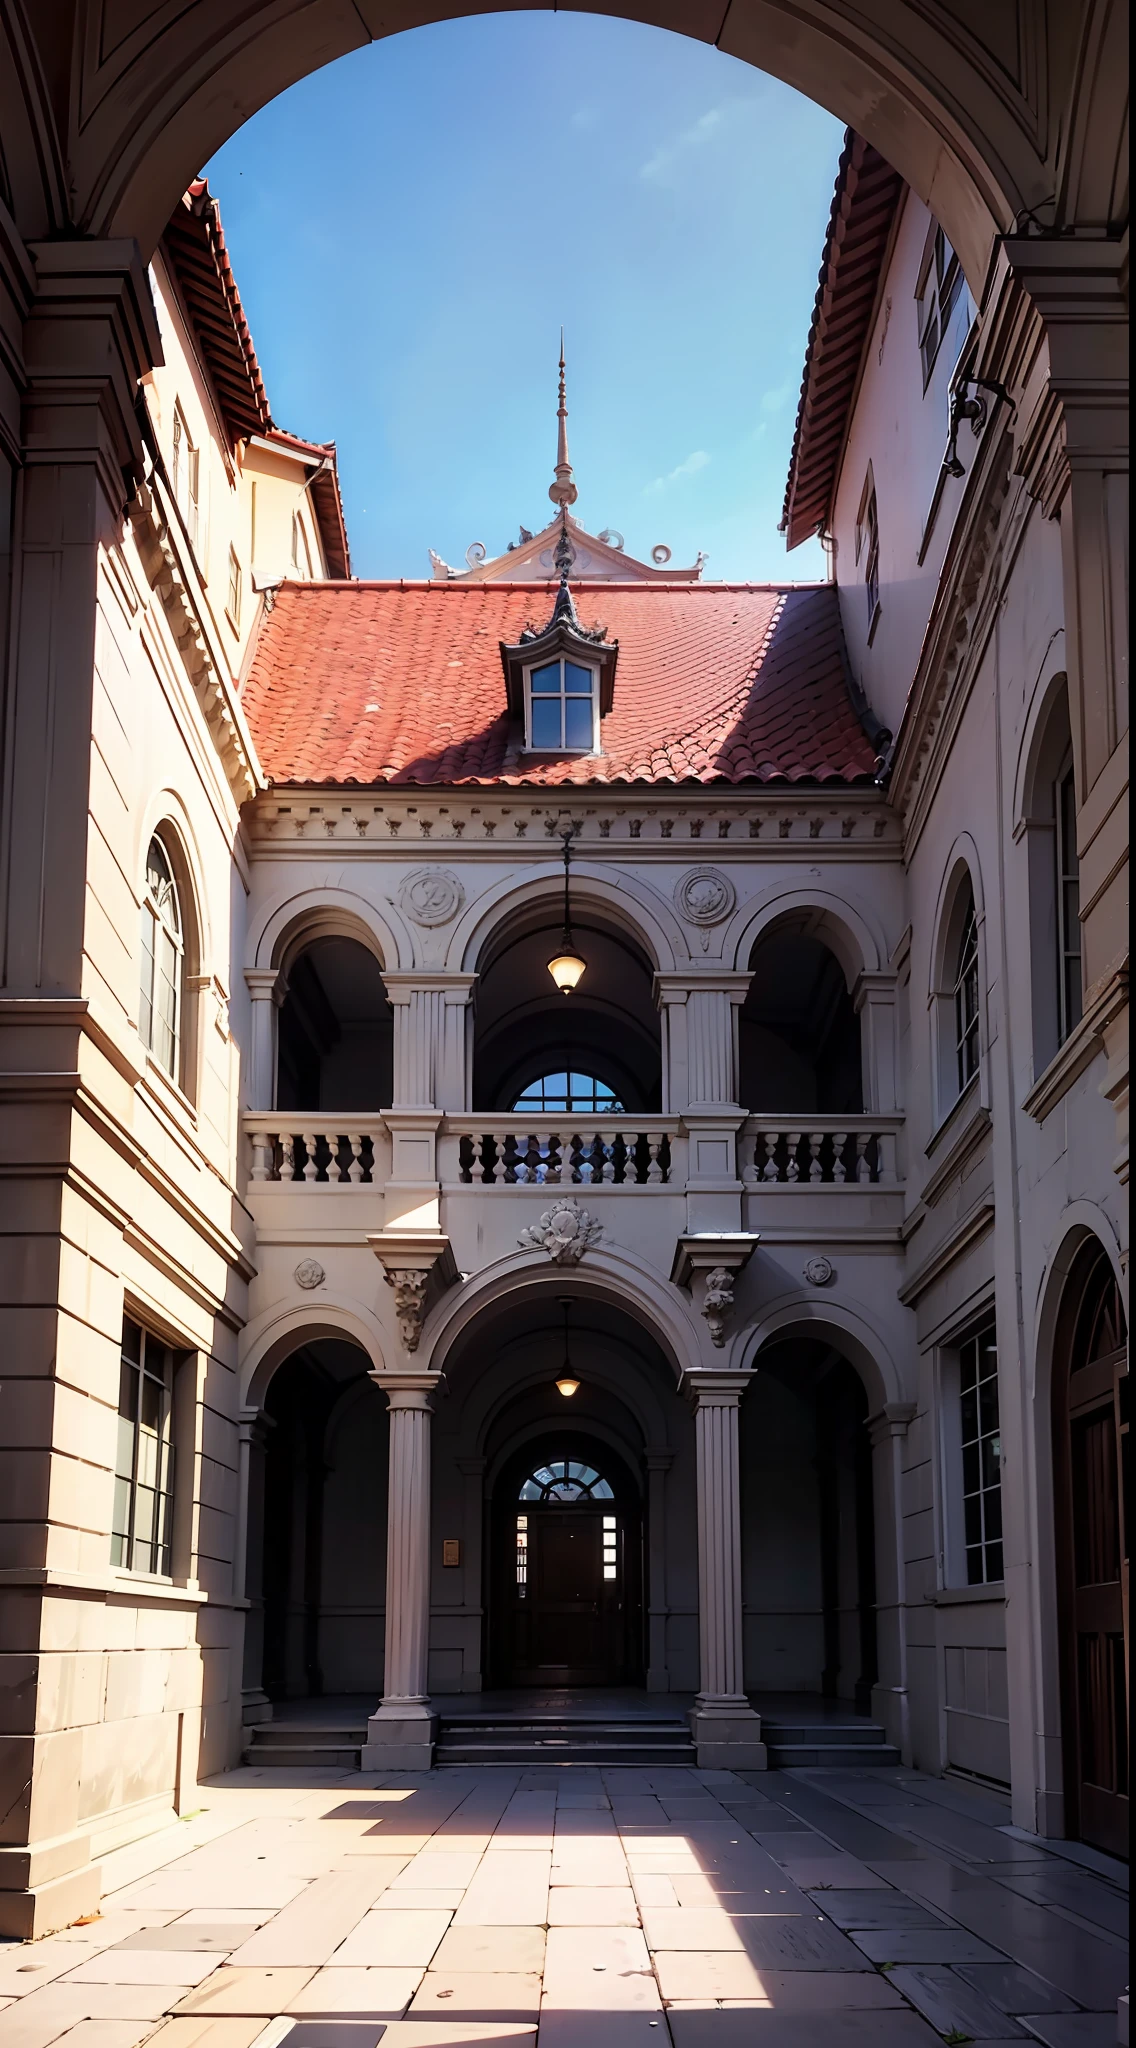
[565,695,593,748]
[525,656,597,751]
[531,696,562,747]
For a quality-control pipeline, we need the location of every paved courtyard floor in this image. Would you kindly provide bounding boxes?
[1,1758,1127,2048]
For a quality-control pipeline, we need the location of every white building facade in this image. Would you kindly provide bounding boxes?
[0,139,1127,1940]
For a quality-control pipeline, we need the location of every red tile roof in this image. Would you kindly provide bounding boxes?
[163,181,272,446]
[241,580,879,788]
[781,132,905,550]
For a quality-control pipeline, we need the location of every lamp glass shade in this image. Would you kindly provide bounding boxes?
[547,947,586,993]
[555,1377,581,1398]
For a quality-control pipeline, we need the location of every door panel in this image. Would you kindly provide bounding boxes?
[499,1507,631,1685]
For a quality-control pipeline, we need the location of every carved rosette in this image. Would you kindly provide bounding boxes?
[701,1266,736,1348]
[675,868,736,952]
[384,1267,432,1352]
[518,1199,603,1265]
[398,868,465,927]
[294,1258,325,1291]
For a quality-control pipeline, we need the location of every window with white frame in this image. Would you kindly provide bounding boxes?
[952,886,980,1094]
[171,404,200,548]
[526,658,598,751]
[1055,758,1082,1044]
[140,835,184,1081]
[916,224,963,389]
[958,1326,1002,1584]
[112,1314,176,1574]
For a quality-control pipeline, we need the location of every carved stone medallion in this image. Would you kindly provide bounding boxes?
[675,867,736,926]
[398,867,465,927]
[294,1258,325,1291]
[803,1255,834,1287]
[518,1199,603,1265]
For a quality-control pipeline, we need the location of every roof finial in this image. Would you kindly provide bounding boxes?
[549,330,578,511]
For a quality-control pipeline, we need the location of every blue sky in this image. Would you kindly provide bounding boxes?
[204,13,843,583]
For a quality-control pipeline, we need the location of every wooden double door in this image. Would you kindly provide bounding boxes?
[493,1497,642,1686]
[1054,1242,1129,1859]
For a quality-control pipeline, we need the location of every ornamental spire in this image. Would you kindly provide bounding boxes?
[548,331,578,510]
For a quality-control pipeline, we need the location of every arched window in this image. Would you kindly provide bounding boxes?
[518,1458,614,1502]
[140,836,184,1081]
[952,888,980,1094]
[512,1072,623,1115]
[1021,679,1082,1075]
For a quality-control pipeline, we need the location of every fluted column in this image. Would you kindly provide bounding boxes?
[236,1407,273,1723]
[362,1374,438,1769]
[686,1371,766,1767]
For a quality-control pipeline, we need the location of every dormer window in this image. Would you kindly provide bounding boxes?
[527,657,598,752]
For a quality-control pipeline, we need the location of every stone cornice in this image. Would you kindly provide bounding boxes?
[128,474,263,804]
[898,1199,995,1306]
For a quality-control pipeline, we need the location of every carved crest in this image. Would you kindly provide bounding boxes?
[293,1258,325,1291]
[383,1266,431,1351]
[518,1199,603,1265]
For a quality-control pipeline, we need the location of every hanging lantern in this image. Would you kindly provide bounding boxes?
[554,1299,580,1398]
[548,827,586,993]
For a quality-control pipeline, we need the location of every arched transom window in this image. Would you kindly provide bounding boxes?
[140,836,184,1080]
[952,888,980,1094]
[519,1457,614,1502]
[512,1072,623,1114]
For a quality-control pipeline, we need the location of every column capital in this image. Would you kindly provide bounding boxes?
[369,1229,458,1354]
[654,971,752,1007]
[868,1401,917,1447]
[244,968,283,999]
[382,973,478,1003]
[671,1232,758,1286]
[682,1368,754,1409]
[368,1371,440,1411]
[644,1445,674,1472]
[237,1405,274,1447]
[24,238,163,515]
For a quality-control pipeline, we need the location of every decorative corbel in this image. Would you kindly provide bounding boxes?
[671,1233,759,1349]
[368,1230,459,1354]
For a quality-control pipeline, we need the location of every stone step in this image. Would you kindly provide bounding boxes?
[437,1741,697,1767]
[436,1713,696,1767]
[243,1740,363,1769]
[247,1722,368,1745]
[759,1721,889,1745]
[764,1739,901,1768]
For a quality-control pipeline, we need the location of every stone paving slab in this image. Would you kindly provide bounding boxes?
[1,1754,1125,2048]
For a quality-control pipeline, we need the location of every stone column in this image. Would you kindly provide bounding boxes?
[686,1371,766,1767]
[867,1401,916,1761]
[236,1408,274,1724]
[363,1374,439,1769]
[645,1446,673,1692]
[854,971,900,1113]
[243,970,281,1111]
[457,1455,487,1692]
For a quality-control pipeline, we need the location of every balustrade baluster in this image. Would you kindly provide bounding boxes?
[854,1132,871,1182]
[347,1133,365,1183]
[502,1132,521,1183]
[280,1133,297,1181]
[302,1132,320,1182]
[786,1131,802,1182]
[646,1136,664,1183]
[250,1132,272,1182]
[832,1132,849,1184]
[762,1130,779,1181]
[807,1131,824,1181]
[878,1129,897,1182]
[545,1130,562,1183]
[601,1131,616,1183]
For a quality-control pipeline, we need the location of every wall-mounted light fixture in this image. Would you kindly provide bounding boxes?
[555,1298,580,1396]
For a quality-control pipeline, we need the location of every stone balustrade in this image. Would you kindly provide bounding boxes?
[245,1114,387,1184]
[442,1115,677,1187]
[742,1114,902,1185]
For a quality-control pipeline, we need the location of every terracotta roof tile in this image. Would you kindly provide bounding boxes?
[241,580,878,789]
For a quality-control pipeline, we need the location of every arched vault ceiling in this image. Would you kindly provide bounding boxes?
[3,1,1126,282]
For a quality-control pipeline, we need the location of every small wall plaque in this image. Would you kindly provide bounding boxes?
[442,1539,461,1567]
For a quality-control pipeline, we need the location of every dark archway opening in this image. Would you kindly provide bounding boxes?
[277,936,393,1112]
[743,1338,876,1706]
[1052,1239,1129,1859]
[472,909,660,1114]
[489,1432,643,1688]
[740,927,862,1114]
[261,1339,385,1699]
